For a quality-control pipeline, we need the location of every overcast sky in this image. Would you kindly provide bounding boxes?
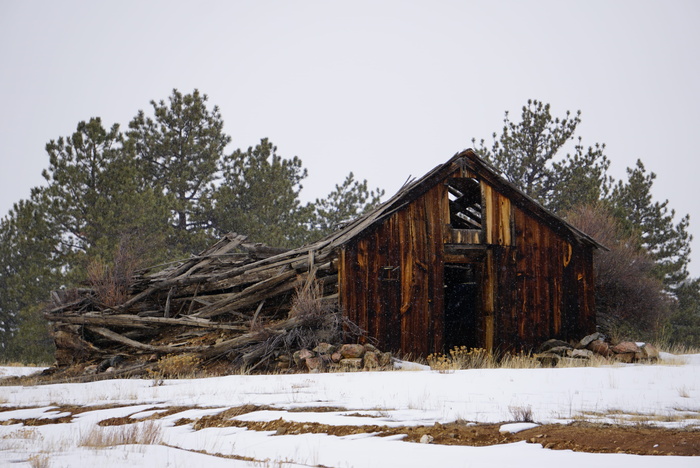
[1,1,699,275]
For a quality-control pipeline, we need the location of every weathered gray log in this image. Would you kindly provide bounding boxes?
[193,270,300,319]
[45,313,250,331]
[86,327,204,354]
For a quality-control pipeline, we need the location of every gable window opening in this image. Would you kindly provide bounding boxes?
[447,177,482,229]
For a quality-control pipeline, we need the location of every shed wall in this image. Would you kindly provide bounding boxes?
[338,171,596,356]
[339,183,447,356]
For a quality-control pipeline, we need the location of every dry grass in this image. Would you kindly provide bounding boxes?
[427,347,496,371]
[2,428,44,441]
[658,342,700,356]
[553,354,611,368]
[28,454,50,468]
[79,420,162,447]
[575,408,700,426]
[151,353,201,379]
[427,347,541,371]
[0,361,36,367]
[425,345,657,372]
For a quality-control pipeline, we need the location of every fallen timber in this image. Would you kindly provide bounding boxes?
[44,231,358,376]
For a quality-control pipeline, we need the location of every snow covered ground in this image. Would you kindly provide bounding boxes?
[1,354,698,467]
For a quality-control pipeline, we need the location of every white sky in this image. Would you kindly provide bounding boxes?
[1,1,699,276]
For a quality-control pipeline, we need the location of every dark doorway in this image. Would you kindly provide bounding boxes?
[444,263,481,351]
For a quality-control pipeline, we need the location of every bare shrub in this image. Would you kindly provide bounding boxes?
[509,405,534,423]
[567,204,671,338]
[87,235,142,307]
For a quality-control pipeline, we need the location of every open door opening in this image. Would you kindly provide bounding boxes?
[444,263,481,351]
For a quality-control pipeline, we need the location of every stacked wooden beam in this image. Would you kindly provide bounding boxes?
[44,232,345,376]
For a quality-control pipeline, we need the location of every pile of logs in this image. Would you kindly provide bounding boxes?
[44,232,357,378]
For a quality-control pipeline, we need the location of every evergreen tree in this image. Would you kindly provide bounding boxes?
[665,278,700,347]
[609,160,692,291]
[39,117,172,277]
[0,199,61,355]
[4,304,55,364]
[40,118,122,262]
[550,140,611,214]
[213,138,313,248]
[127,89,230,253]
[472,99,610,213]
[311,172,384,239]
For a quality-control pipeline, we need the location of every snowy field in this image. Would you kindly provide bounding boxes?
[1,354,699,467]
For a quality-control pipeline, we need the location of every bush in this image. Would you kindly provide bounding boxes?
[153,354,201,378]
[566,204,671,338]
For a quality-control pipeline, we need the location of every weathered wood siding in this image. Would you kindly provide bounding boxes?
[483,183,512,246]
[338,165,596,356]
[492,204,596,352]
[339,183,448,355]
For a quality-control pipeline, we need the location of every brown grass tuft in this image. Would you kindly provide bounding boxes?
[79,420,162,447]
[151,354,201,379]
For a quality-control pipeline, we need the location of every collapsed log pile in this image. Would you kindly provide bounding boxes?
[44,232,371,377]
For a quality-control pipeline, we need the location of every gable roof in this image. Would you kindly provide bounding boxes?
[319,149,605,251]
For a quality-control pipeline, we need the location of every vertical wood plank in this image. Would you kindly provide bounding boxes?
[483,249,495,352]
[483,183,495,244]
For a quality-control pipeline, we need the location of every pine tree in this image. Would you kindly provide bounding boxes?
[609,160,692,291]
[311,172,384,239]
[0,199,61,354]
[665,278,700,347]
[472,99,610,213]
[39,117,172,277]
[127,89,231,253]
[213,138,314,248]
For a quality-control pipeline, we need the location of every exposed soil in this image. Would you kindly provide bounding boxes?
[184,414,700,456]
[2,403,698,456]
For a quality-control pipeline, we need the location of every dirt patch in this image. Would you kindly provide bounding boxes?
[185,416,700,456]
[98,405,206,426]
[3,402,698,456]
[514,422,700,456]
[1,415,73,426]
[286,406,349,413]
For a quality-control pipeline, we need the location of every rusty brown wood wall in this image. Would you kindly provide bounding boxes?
[338,172,596,356]
[494,205,596,352]
[339,183,448,356]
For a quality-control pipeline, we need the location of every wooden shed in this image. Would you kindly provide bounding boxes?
[334,149,602,356]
